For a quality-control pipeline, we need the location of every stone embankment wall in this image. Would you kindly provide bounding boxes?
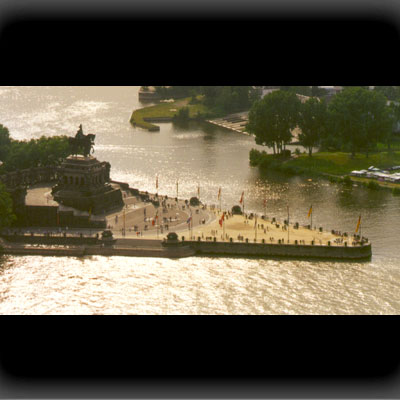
[1,234,99,246]
[0,236,372,261]
[1,245,195,258]
[187,240,372,260]
[0,236,196,259]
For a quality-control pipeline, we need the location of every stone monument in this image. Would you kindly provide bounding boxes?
[52,125,124,214]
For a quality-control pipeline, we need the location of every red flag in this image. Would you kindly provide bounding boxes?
[152,219,155,226]
[219,213,225,227]
[239,191,244,204]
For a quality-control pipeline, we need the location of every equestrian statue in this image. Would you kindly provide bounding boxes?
[68,124,96,157]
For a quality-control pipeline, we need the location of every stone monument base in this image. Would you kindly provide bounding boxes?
[52,155,124,215]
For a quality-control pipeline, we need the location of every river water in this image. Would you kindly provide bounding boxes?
[0,86,399,314]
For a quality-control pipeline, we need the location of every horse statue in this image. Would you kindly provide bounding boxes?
[68,124,96,157]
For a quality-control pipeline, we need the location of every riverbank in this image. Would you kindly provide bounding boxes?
[0,231,371,261]
[250,149,400,190]
[206,113,301,143]
[130,97,210,131]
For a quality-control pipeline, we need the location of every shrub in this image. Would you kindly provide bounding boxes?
[342,175,353,186]
[367,180,380,190]
[167,232,178,241]
[249,149,267,166]
[190,197,200,206]
[173,107,190,122]
[231,205,243,215]
[281,149,291,159]
[393,187,400,195]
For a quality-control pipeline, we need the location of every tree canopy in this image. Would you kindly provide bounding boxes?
[297,97,327,156]
[373,86,400,102]
[328,87,391,157]
[247,90,301,154]
[0,128,72,174]
[280,86,328,98]
[0,182,16,229]
[0,124,11,163]
[201,86,260,115]
[154,86,260,116]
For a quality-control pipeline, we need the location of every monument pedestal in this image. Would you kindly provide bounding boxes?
[52,155,123,215]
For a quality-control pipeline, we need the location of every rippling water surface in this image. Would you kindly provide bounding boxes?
[0,86,399,314]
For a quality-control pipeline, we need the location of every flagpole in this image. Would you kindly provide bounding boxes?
[156,175,158,197]
[176,180,178,200]
[223,214,226,241]
[123,209,126,237]
[255,214,257,242]
[191,211,193,239]
[264,198,266,218]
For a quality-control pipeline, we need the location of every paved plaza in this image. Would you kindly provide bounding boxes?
[22,182,354,247]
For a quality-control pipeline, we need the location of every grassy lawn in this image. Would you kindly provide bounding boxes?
[349,176,398,190]
[376,139,400,152]
[284,151,400,176]
[130,97,210,131]
[251,149,400,192]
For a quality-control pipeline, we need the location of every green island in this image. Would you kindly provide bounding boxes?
[130,86,259,131]
[130,97,210,131]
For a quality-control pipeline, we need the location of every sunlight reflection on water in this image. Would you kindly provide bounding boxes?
[0,86,399,314]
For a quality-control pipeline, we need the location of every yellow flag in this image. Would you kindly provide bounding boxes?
[355,215,361,233]
[307,205,312,218]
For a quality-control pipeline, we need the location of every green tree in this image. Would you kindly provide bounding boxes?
[374,86,400,102]
[328,87,391,157]
[280,86,312,96]
[298,98,327,156]
[0,183,16,228]
[387,102,400,151]
[2,135,71,172]
[200,86,260,115]
[247,90,301,154]
[0,124,11,163]
[311,86,328,97]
